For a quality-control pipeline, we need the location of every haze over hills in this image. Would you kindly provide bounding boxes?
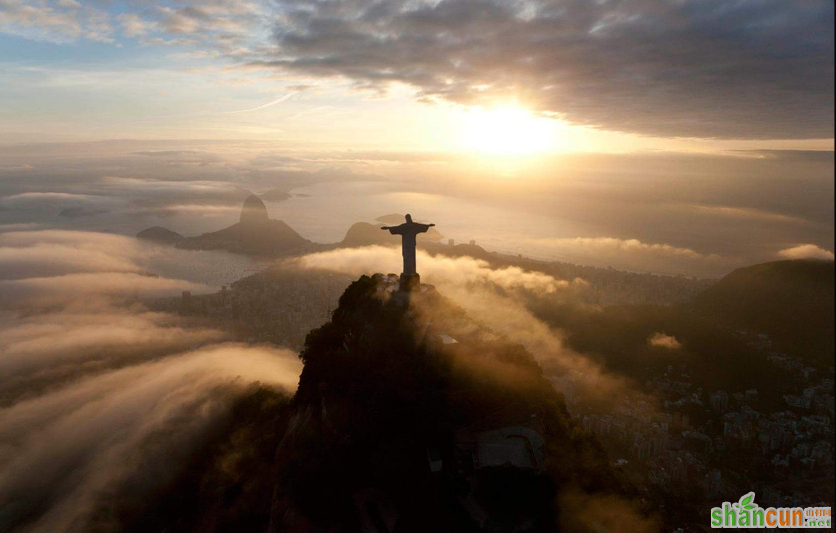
[139,194,319,256]
[691,259,835,366]
[138,197,522,274]
[535,259,835,395]
[136,226,185,245]
[341,216,443,248]
[140,197,447,255]
[138,195,712,308]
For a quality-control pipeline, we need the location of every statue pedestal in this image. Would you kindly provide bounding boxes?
[399,273,420,292]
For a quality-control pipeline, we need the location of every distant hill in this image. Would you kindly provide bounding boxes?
[426,241,494,261]
[178,218,311,255]
[691,259,834,366]
[375,213,407,225]
[136,226,184,244]
[341,216,443,247]
[532,259,833,404]
[340,221,399,247]
[138,195,316,256]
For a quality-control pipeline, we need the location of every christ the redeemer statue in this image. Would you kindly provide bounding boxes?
[382,214,434,289]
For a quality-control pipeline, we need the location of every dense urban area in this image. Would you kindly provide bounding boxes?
[556,332,833,524]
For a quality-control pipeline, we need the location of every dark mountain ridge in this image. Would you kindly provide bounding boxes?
[267,275,636,532]
[690,259,834,366]
[532,258,834,413]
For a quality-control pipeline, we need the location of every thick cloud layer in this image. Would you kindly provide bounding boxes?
[778,243,835,261]
[263,0,834,139]
[525,235,729,275]
[294,246,651,409]
[0,230,211,306]
[0,228,302,533]
[0,304,225,404]
[0,343,301,533]
[295,244,581,294]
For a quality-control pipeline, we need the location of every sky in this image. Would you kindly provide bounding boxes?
[0,0,834,276]
[1,0,833,147]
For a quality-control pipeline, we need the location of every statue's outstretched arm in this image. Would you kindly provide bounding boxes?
[380,226,390,230]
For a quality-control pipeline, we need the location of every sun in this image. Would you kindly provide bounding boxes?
[457,105,559,155]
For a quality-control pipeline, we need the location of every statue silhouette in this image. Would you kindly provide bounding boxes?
[381,214,435,277]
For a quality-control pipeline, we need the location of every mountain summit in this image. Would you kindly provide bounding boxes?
[240,193,270,225]
[266,274,635,532]
[177,194,311,255]
[137,194,317,256]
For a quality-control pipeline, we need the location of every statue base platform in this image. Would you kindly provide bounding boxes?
[399,273,420,292]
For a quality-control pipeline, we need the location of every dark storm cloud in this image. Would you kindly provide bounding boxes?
[259,0,834,139]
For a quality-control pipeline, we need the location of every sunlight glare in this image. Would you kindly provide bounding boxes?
[458,105,559,154]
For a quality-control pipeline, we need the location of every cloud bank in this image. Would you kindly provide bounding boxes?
[0,343,301,533]
[261,0,834,139]
[778,244,835,261]
[526,235,730,275]
[294,246,651,410]
[4,1,831,139]
[294,245,578,294]
[0,227,303,532]
[1,142,832,277]
[0,230,210,306]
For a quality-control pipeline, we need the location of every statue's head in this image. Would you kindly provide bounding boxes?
[405,214,413,222]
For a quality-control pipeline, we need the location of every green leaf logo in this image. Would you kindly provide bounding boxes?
[739,492,756,510]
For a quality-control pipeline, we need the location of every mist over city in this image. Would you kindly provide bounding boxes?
[0,1,833,532]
